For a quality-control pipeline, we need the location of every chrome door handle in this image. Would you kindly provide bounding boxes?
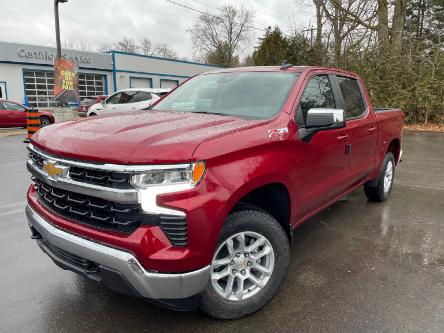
[337,135,349,142]
[368,127,376,133]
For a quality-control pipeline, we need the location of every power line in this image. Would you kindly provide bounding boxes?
[164,0,267,32]
[188,0,269,32]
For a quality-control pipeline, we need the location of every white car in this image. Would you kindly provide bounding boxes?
[87,88,171,116]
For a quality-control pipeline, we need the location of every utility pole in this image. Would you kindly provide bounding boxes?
[54,0,68,59]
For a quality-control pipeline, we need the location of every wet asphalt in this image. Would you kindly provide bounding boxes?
[0,131,443,332]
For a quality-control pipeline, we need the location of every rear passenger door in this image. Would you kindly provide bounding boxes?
[334,75,377,184]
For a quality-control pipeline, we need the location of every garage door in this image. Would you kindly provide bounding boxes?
[130,77,152,88]
[160,79,179,89]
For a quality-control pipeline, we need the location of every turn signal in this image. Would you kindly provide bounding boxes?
[192,161,206,184]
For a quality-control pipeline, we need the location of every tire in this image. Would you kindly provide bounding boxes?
[364,152,395,202]
[199,207,290,319]
[89,113,97,116]
[39,116,51,127]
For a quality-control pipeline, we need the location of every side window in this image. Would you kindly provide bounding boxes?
[337,76,366,119]
[300,75,336,122]
[106,93,122,104]
[3,102,25,111]
[129,91,152,103]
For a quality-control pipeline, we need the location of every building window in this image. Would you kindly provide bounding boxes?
[78,73,105,97]
[160,79,179,89]
[24,70,106,107]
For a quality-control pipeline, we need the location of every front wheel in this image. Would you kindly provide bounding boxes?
[199,207,290,319]
[39,116,51,127]
[364,152,395,202]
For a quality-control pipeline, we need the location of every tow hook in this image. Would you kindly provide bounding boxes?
[29,225,42,239]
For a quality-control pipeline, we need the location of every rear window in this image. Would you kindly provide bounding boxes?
[337,76,366,119]
[80,98,96,104]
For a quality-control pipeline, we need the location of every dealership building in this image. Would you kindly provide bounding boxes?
[0,41,220,107]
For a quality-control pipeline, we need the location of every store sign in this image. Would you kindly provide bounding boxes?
[54,58,79,105]
[17,49,92,64]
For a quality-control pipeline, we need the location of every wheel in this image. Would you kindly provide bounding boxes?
[39,116,51,127]
[200,208,290,319]
[89,113,97,116]
[364,152,395,202]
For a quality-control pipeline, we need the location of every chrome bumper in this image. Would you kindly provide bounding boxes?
[26,205,210,300]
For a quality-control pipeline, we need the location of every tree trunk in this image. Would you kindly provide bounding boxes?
[334,8,343,67]
[314,0,323,64]
[391,0,407,56]
[377,0,390,53]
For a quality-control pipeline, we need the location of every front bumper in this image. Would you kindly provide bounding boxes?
[26,205,210,301]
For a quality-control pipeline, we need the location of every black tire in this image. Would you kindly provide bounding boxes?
[89,113,97,116]
[364,152,395,202]
[39,116,51,127]
[199,207,290,319]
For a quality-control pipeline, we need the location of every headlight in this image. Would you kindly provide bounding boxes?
[131,161,206,189]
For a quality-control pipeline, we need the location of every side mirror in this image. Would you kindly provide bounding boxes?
[306,108,345,128]
[299,108,345,142]
[101,100,106,106]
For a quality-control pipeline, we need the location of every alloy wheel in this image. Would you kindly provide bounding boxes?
[210,231,275,301]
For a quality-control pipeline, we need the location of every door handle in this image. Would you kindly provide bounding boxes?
[336,135,349,142]
[368,127,376,133]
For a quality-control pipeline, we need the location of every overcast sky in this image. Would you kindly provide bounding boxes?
[0,0,315,60]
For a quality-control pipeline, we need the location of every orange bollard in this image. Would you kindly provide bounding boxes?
[23,108,40,143]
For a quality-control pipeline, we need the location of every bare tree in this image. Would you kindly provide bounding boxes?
[190,5,255,66]
[153,43,177,58]
[140,38,153,55]
[115,37,138,53]
[328,0,408,56]
[63,40,93,51]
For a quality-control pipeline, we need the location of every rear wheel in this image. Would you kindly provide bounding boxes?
[39,116,51,127]
[200,207,290,319]
[89,113,97,116]
[364,152,395,202]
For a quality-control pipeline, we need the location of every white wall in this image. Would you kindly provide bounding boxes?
[0,63,26,103]
[113,52,221,91]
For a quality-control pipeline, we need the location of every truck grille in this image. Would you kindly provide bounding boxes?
[33,178,188,246]
[34,178,145,233]
[28,150,132,189]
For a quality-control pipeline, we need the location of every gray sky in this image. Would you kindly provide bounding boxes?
[0,0,314,60]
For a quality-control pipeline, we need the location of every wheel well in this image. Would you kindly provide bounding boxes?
[387,139,401,165]
[234,183,291,241]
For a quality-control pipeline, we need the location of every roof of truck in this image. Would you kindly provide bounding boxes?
[204,65,360,78]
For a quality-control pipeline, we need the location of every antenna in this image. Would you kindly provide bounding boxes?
[280,60,293,70]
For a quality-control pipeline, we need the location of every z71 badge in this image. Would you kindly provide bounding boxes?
[268,127,289,139]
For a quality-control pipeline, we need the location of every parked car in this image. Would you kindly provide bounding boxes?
[77,95,107,117]
[25,66,404,319]
[86,88,171,116]
[0,100,55,128]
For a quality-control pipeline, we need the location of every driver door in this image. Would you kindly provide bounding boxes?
[293,74,351,218]
[3,101,27,127]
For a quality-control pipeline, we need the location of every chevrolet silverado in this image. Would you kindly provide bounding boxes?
[25,66,404,319]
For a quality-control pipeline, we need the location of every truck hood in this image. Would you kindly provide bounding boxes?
[31,110,265,164]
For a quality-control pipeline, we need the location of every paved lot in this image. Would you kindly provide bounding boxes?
[0,131,443,332]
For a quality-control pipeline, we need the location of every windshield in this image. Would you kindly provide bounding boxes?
[152,72,299,119]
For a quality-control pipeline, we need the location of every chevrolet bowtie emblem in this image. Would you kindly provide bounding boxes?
[43,160,68,180]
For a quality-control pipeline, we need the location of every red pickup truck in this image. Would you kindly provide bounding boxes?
[25,66,403,319]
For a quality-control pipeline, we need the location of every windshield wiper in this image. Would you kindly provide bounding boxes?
[191,111,230,116]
